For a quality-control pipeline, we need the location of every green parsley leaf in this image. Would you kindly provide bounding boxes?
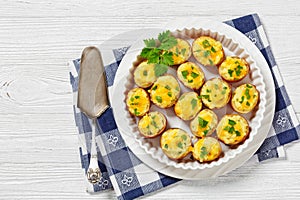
[224,126,230,131]
[239,96,245,104]
[235,131,241,136]
[211,46,216,53]
[143,38,156,47]
[156,96,162,103]
[203,130,209,136]
[167,92,172,97]
[245,88,251,99]
[228,69,234,77]
[158,30,177,50]
[229,127,235,134]
[134,108,140,116]
[200,146,208,159]
[134,96,140,99]
[143,70,148,76]
[164,144,168,149]
[191,98,198,109]
[202,40,210,48]
[177,142,183,149]
[228,119,236,126]
[198,117,209,128]
[181,70,189,79]
[161,51,174,66]
[203,50,211,57]
[154,64,168,77]
[191,72,199,78]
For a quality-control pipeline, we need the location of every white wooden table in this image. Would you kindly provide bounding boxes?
[1,0,300,199]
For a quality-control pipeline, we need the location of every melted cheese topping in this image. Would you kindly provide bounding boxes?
[134,61,156,88]
[193,137,222,162]
[169,38,192,65]
[177,62,205,90]
[200,78,231,109]
[219,57,249,81]
[126,88,150,116]
[138,111,166,137]
[192,36,224,66]
[231,84,259,113]
[148,75,180,108]
[190,109,218,137]
[216,114,249,145]
[174,92,202,121]
[161,128,192,159]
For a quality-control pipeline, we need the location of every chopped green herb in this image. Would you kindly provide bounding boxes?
[223,86,228,90]
[200,146,208,159]
[228,69,234,77]
[200,95,209,99]
[181,135,187,140]
[164,144,168,149]
[167,92,172,97]
[152,85,157,90]
[235,65,243,76]
[143,38,156,48]
[134,108,140,115]
[229,127,235,134]
[203,130,209,136]
[191,72,199,78]
[154,64,168,77]
[179,95,185,100]
[203,50,211,57]
[228,119,236,126]
[206,89,211,93]
[191,98,198,109]
[194,49,202,53]
[165,85,171,90]
[214,84,219,90]
[177,142,183,149]
[209,59,214,65]
[135,96,140,99]
[143,70,148,76]
[246,101,250,106]
[211,46,216,53]
[198,117,209,128]
[175,86,180,91]
[246,84,253,88]
[130,97,134,102]
[245,88,251,99]
[181,70,189,79]
[151,120,158,128]
[239,96,245,104]
[175,47,179,55]
[224,126,230,131]
[235,131,241,136]
[181,48,186,56]
[202,40,210,48]
[156,96,162,103]
[188,79,193,83]
[221,89,227,95]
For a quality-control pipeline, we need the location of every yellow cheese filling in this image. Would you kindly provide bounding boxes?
[138,112,165,137]
[190,109,218,137]
[174,92,202,121]
[169,38,191,65]
[193,137,222,162]
[134,61,156,88]
[232,84,259,113]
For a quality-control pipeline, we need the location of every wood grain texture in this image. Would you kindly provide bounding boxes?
[0,0,300,199]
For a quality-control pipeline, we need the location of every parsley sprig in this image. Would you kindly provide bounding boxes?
[140,30,178,76]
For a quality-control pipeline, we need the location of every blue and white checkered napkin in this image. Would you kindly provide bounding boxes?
[69,14,300,199]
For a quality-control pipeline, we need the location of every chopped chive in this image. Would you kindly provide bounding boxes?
[235,131,241,136]
[188,79,193,83]
[167,91,172,97]
[151,120,158,128]
[134,108,140,115]
[209,59,214,65]
[181,48,186,56]
[200,146,208,159]
[245,88,251,99]
[152,85,157,90]
[181,135,187,140]
[214,84,219,90]
[246,84,253,88]
[206,89,211,93]
[229,127,235,134]
[175,86,180,91]
[246,101,250,106]
[134,96,140,99]
[200,94,209,99]
[175,47,179,55]
[130,97,134,102]
[164,144,168,149]
[203,130,209,136]
[224,126,230,131]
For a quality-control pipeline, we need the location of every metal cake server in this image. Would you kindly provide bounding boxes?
[77,46,109,184]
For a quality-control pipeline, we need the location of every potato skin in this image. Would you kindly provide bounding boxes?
[160,128,192,160]
[218,57,250,82]
[216,114,250,146]
[231,84,260,114]
[138,112,167,138]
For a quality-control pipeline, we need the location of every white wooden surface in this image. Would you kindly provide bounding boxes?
[0,0,300,199]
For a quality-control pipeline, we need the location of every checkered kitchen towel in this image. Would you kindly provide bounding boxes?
[68,14,300,199]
